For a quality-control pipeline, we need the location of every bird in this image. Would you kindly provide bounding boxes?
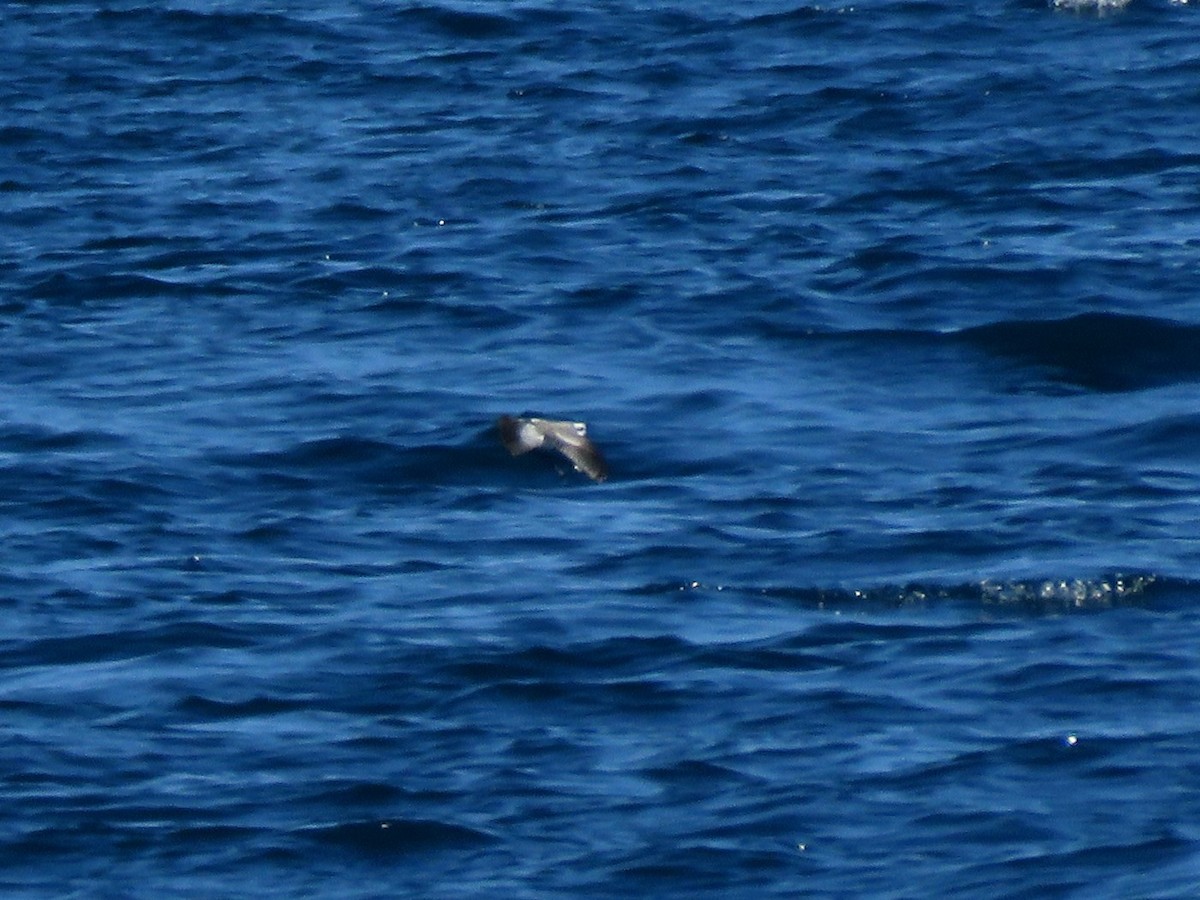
[496,415,608,483]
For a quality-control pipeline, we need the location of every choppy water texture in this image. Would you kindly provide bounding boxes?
[4,0,1200,896]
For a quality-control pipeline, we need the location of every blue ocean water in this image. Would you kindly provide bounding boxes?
[4,0,1200,895]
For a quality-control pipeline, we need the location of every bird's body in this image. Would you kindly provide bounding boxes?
[497,415,608,483]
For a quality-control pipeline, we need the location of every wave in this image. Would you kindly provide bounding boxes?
[956,312,1200,392]
[784,312,1200,393]
[1050,0,1132,10]
[656,573,1175,612]
[1044,0,1193,10]
[93,7,326,41]
[384,4,520,40]
[295,818,495,854]
[218,427,616,493]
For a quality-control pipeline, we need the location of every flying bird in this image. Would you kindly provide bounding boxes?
[497,415,608,483]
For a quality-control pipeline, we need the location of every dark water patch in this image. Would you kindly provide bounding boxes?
[390,4,519,40]
[1097,412,1200,462]
[236,517,315,545]
[311,201,396,223]
[994,661,1170,703]
[93,6,324,43]
[959,313,1200,392]
[442,635,692,684]
[74,235,245,279]
[364,289,524,329]
[162,823,264,849]
[273,436,395,469]
[307,781,426,808]
[0,425,124,454]
[563,282,647,311]
[219,436,407,493]
[2,622,255,670]
[297,818,494,855]
[140,246,250,274]
[802,686,931,720]
[186,589,249,607]
[692,641,844,675]
[0,124,59,147]
[763,313,1200,394]
[294,275,524,326]
[736,4,859,32]
[955,831,1191,899]
[612,845,797,893]
[176,694,305,720]
[22,271,199,304]
[76,234,164,254]
[0,458,183,528]
[220,432,550,493]
[450,672,687,713]
[506,82,605,104]
[640,758,765,790]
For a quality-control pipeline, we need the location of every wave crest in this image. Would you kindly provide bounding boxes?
[667,573,1164,612]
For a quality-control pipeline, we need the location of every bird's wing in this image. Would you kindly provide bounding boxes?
[542,421,608,483]
[497,415,544,456]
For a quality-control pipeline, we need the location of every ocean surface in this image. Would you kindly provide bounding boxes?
[4,0,1200,896]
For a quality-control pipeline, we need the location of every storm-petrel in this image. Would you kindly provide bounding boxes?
[497,416,608,483]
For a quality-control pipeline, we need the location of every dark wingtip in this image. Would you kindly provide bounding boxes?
[496,415,522,456]
[585,450,609,483]
[566,442,608,483]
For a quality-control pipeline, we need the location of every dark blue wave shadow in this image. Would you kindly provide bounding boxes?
[957,312,1200,392]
